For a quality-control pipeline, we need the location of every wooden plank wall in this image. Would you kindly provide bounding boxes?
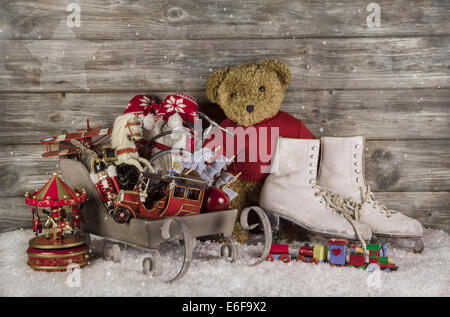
[0,0,449,232]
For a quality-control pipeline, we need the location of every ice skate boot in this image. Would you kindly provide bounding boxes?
[317,136,424,252]
[259,137,372,247]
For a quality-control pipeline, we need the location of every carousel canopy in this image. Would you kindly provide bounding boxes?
[25,172,87,208]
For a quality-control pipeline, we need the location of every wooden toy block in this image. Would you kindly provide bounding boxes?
[313,244,327,261]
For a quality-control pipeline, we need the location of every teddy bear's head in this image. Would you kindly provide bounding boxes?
[206,59,291,127]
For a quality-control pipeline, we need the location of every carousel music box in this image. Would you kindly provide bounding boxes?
[24,172,89,272]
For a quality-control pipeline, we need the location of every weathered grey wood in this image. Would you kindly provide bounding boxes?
[0,144,59,199]
[0,89,449,144]
[374,192,450,231]
[0,92,170,145]
[3,192,448,233]
[1,37,449,92]
[281,89,450,141]
[0,197,30,233]
[1,0,449,40]
[0,0,448,235]
[1,140,448,198]
[365,140,450,192]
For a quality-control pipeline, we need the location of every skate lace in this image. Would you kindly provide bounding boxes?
[360,184,397,218]
[313,185,367,251]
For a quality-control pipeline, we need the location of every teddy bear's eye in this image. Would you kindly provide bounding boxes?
[230,93,237,98]
[259,86,265,92]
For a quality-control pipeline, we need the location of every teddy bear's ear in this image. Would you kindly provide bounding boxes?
[260,59,291,90]
[206,67,229,104]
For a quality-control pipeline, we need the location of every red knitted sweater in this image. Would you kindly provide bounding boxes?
[212,111,314,182]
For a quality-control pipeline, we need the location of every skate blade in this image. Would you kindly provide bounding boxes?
[372,234,424,253]
[372,232,423,239]
[265,209,369,242]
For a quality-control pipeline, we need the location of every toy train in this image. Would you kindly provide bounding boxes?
[266,238,398,272]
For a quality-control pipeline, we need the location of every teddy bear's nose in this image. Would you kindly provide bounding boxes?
[246,105,255,113]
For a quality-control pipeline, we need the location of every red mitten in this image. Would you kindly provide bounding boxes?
[156,93,199,123]
[124,94,159,116]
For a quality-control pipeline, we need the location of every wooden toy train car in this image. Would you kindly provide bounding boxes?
[266,238,398,272]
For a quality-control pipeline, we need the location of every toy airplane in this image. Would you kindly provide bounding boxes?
[40,119,112,158]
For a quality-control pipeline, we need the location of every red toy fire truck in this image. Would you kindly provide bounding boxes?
[110,171,207,223]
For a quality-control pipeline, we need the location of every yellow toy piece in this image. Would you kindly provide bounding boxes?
[313,244,327,261]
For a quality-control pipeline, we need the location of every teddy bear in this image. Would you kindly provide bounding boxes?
[205,59,315,243]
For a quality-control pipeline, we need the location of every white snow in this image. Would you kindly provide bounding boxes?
[0,228,449,297]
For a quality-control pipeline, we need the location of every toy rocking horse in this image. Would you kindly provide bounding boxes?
[110,113,155,173]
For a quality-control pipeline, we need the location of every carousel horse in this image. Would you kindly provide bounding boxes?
[111,113,155,172]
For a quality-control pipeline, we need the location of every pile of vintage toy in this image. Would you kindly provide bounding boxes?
[40,93,240,223]
[33,93,273,281]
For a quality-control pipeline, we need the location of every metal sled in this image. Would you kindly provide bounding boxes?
[59,159,272,282]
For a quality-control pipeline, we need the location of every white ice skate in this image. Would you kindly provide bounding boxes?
[317,136,424,252]
[259,137,372,247]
